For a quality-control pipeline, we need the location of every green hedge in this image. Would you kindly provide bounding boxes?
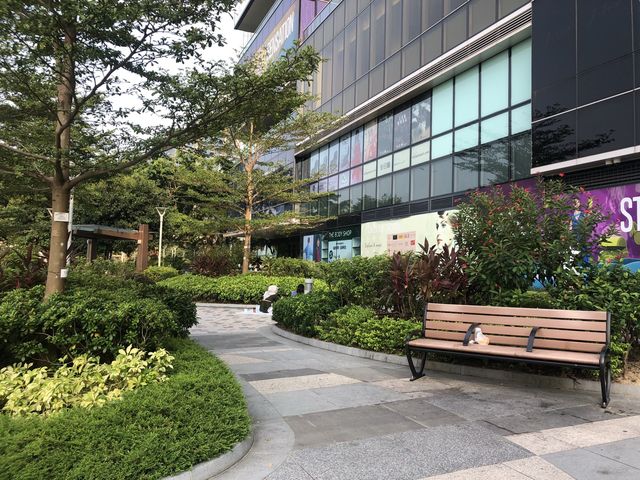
[143,266,180,282]
[159,274,327,304]
[0,338,250,480]
[0,274,197,366]
[260,257,324,278]
[272,291,341,337]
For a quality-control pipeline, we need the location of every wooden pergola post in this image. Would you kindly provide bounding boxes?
[86,239,97,263]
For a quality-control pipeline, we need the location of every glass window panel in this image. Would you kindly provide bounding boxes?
[393,170,410,204]
[481,50,509,116]
[318,196,328,216]
[403,0,422,45]
[351,127,364,166]
[328,191,338,216]
[431,133,453,159]
[532,110,576,168]
[346,0,358,24]
[412,96,432,143]
[393,148,411,171]
[411,164,430,200]
[377,154,393,176]
[310,150,319,176]
[339,188,350,214]
[454,123,479,152]
[332,31,344,94]
[323,12,334,45]
[363,160,378,180]
[454,150,479,192]
[331,93,343,115]
[481,112,509,144]
[328,140,339,174]
[511,132,531,180]
[319,145,329,176]
[499,0,528,17]
[359,0,369,13]
[511,104,531,135]
[386,0,402,56]
[371,0,386,66]
[403,39,421,76]
[343,84,355,112]
[377,175,393,207]
[578,54,633,106]
[344,21,357,87]
[339,171,350,189]
[454,66,479,126]
[363,180,377,209]
[431,157,453,196]
[369,63,384,96]
[357,7,371,78]
[432,79,454,135]
[364,120,378,161]
[318,178,328,193]
[423,0,444,29]
[350,183,363,212]
[444,5,467,52]
[421,23,443,64]
[511,38,531,104]
[334,2,345,32]
[445,0,465,14]
[328,175,339,191]
[480,140,509,186]
[339,134,351,171]
[469,0,496,36]
[378,113,394,155]
[385,52,402,88]
[356,75,369,106]
[394,106,411,150]
[351,165,363,184]
[321,45,332,101]
[411,141,430,165]
[577,92,634,158]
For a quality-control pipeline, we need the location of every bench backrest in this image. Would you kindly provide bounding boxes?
[424,303,609,353]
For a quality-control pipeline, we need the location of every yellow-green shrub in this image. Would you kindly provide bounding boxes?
[0,346,173,416]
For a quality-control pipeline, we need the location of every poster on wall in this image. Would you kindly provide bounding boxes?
[364,120,377,162]
[387,231,416,253]
[302,235,315,261]
[328,239,353,262]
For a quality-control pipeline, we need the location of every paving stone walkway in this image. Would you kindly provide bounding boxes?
[192,304,640,480]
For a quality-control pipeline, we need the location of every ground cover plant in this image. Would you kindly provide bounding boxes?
[0,338,250,480]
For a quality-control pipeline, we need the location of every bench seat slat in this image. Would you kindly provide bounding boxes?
[426,311,607,332]
[427,303,607,321]
[407,338,601,365]
[425,321,606,342]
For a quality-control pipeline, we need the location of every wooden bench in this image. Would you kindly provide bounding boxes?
[405,303,611,407]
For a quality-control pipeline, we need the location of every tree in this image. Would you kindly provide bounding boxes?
[186,54,336,273]
[0,0,324,296]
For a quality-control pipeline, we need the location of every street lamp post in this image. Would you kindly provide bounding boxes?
[156,207,168,267]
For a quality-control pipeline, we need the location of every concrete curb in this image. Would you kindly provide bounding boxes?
[163,432,254,480]
[271,325,640,397]
[196,303,257,310]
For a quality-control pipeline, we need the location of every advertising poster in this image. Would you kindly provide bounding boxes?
[328,239,353,262]
[364,120,378,162]
[387,231,416,253]
[329,141,339,174]
[351,127,363,166]
[339,135,351,171]
[302,235,314,261]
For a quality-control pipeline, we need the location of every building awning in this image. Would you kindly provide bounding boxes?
[235,0,277,32]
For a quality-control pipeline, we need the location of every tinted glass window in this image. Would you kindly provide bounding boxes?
[411,164,430,200]
[369,63,384,97]
[385,52,402,88]
[411,141,430,165]
[393,170,410,204]
[444,5,468,52]
[455,123,479,152]
[377,154,393,176]
[339,188,350,215]
[470,0,496,36]
[431,156,453,196]
[531,110,576,167]
[394,106,412,150]
[432,133,453,159]
[344,21,357,87]
[319,145,329,176]
[481,51,509,116]
[350,183,363,211]
[455,65,479,126]
[339,170,350,189]
[328,140,339,174]
[386,0,403,56]
[371,0,386,66]
[511,38,532,105]
[511,132,531,180]
[454,150,479,192]
[423,0,444,29]
[422,23,443,64]
[412,96,432,143]
[393,148,411,171]
[445,0,466,15]
[499,0,529,17]
[363,179,377,209]
[378,113,394,155]
[532,77,576,121]
[577,93,634,158]
[481,112,509,144]
[403,0,422,45]
[403,39,421,76]
[511,104,531,135]
[332,32,344,94]
[310,150,319,176]
[377,175,393,206]
[577,54,633,106]
[480,140,509,186]
[432,79,454,135]
[357,8,371,77]
[343,84,355,112]
[328,191,338,216]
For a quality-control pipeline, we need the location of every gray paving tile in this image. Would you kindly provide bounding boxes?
[194,333,283,350]
[331,365,409,382]
[266,461,314,480]
[380,398,467,428]
[586,437,640,469]
[240,368,325,382]
[544,447,640,479]
[483,411,588,435]
[311,382,408,408]
[285,404,423,449]
[264,389,341,416]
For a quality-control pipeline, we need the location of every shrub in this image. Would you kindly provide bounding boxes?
[159,274,327,304]
[453,179,615,302]
[0,339,251,480]
[261,257,323,278]
[491,290,557,309]
[316,305,418,354]
[190,244,242,277]
[0,245,47,291]
[0,346,174,416]
[143,266,179,282]
[322,256,390,309]
[272,291,340,336]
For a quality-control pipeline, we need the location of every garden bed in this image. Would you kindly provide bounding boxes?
[0,338,251,480]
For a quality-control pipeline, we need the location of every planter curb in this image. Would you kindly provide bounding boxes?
[271,325,640,396]
[163,431,254,480]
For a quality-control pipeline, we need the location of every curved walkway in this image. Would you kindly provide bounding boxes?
[192,304,640,480]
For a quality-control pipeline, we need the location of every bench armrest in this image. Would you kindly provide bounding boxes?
[405,329,423,344]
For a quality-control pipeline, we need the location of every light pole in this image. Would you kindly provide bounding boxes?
[156,207,168,267]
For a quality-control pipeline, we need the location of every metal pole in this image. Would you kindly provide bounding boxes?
[156,207,168,267]
[67,191,74,266]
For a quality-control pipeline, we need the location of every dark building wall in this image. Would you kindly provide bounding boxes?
[532,0,638,169]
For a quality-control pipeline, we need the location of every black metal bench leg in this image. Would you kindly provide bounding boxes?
[600,362,611,408]
[406,347,426,381]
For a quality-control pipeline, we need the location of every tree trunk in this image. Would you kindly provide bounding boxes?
[45,184,70,298]
[242,201,252,273]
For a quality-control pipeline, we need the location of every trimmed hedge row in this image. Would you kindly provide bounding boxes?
[158,274,327,304]
[0,338,251,480]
